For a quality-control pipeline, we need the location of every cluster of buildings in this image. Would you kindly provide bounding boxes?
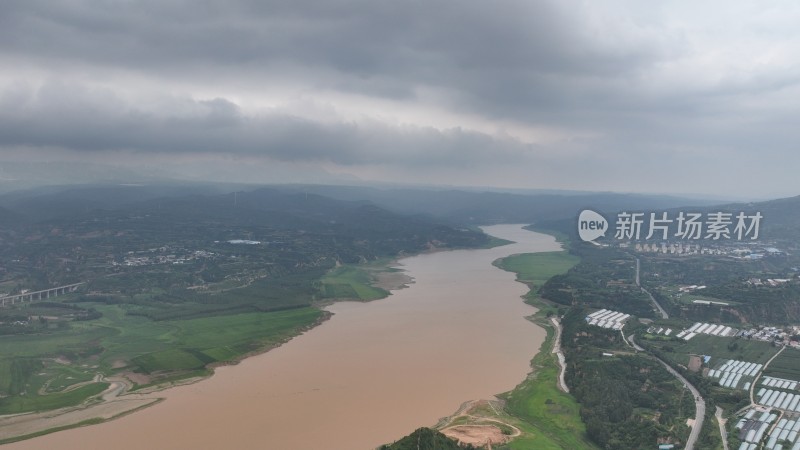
[113,249,217,267]
[647,326,673,336]
[741,327,791,344]
[763,417,800,450]
[746,278,792,287]
[677,322,738,341]
[691,299,730,306]
[113,239,272,268]
[757,389,800,412]
[734,373,800,449]
[736,409,800,450]
[675,323,795,344]
[756,376,800,411]
[708,359,761,390]
[584,309,630,330]
[632,242,704,255]
[678,284,707,293]
[628,242,787,260]
[763,376,799,390]
[731,247,786,260]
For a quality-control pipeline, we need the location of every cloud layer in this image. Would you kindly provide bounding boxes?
[1,0,799,197]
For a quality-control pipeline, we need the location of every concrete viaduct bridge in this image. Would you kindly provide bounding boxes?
[0,283,84,307]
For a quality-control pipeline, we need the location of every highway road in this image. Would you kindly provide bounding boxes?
[635,257,669,319]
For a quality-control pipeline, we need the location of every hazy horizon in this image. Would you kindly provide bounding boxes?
[0,164,782,204]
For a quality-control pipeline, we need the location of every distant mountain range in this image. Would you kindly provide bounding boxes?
[0,183,796,241]
[285,184,721,224]
[0,184,492,272]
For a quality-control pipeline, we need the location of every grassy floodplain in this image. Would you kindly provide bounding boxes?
[319,265,390,301]
[0,253,409,425]
[496,251,580,295]
[500,332,596,450]
[492,248,598,449]
[0,305,324,414]
[0,383,109,415]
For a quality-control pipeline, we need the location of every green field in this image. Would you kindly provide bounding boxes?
[483,236,515,248]
[107,306,323,374]
[0,304,323,368]
[0,256,406,418]
[671,334,777,365]
[130,308,324,373]
[495,251,580,295]
[0,382,109,415]
[0,305,324,409]
[647,333,779,372]
[501,329,598,450]
[764,348,800,380]
[320,265,389,301]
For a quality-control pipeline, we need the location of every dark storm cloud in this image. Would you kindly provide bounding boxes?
[0,82,534,167]
[1,0,800,196]
[0,0,663,117]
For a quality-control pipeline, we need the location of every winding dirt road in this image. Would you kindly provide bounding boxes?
[550,317,569,393]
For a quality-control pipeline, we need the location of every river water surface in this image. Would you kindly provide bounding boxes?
[7,225,561,450]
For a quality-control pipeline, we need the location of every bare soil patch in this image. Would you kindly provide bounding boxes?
[442,424,510,447]
[119,371,152,386]
[371,269,413,291]
[0,398,160,441]
[111,360,128,369]
[688,355,702,372]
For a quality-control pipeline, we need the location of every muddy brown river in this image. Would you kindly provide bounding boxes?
[6,225,561,450]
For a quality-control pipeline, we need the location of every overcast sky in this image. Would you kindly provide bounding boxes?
[1,0,799,199]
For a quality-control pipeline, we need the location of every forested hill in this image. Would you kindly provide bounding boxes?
[0,185,489,315]
[716,194,800,241]
[290,184,716,224]
[379,428,475,450]
[0,185,489,259]
[0,182,717,226]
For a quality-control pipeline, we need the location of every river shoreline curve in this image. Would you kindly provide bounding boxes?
[4,225,562,450]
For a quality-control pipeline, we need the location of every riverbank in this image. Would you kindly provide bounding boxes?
[4,225,560,450]
[0,307,333,444]
[0,256,416,442]
[476,250,597,449]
